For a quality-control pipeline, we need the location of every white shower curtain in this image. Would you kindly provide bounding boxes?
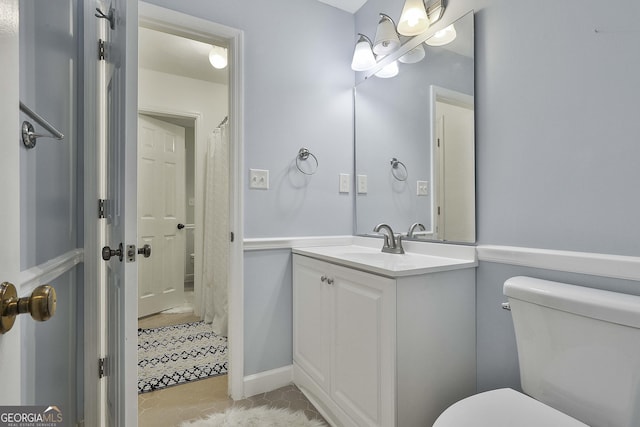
[198,123,229,336]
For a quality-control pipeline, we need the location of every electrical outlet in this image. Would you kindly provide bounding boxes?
[339,173,350,193]
[417,180,429,196]
[249,169,269,190]
[357,175,368,194]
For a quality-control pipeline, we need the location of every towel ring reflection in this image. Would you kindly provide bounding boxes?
[390,158,408,181]
[296,148,319,175]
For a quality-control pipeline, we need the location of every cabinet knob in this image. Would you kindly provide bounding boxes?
[327,278,334,285]
[320,275,327,282]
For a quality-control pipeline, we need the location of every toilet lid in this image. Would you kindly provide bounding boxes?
[433,388,588,427]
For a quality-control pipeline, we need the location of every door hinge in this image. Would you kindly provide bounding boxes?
[98,39,105,61]
[230,231,234,242]
[98,357,106,378]
[98,199,106,219]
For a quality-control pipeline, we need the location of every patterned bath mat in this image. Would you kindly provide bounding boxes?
[138,321,228,393]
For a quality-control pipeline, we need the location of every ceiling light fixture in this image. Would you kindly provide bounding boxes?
[208,45,228,69]
[351,34,377,71]
[373,14,401,55]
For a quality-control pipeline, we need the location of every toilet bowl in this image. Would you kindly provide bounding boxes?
[433,388,587,427]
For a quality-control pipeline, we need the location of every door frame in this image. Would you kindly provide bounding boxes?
[0,0,22,405]
[429,85,474,241]
[138,2,245,400]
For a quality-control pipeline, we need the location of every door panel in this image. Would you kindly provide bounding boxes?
[100,0,137,424]
[137,114,186,317]
[1,0,80,419]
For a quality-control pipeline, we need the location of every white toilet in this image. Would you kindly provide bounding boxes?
[434,276,640,427]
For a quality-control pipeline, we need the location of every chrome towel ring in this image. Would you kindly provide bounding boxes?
[390,158,408,181]
[296,148,319,175]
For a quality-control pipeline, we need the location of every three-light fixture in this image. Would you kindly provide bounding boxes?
[351,0,453,77]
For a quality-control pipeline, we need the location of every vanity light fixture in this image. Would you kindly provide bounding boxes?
[375,59,399,78]
[397,0,445,36]
[424,24,456,46]
[351,34,377,71]
[399,44,425,64]
[397,0,430,36]
[373,14,401,55]
[208,45,228,69]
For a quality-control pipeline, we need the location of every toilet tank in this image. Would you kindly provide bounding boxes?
[505,276,640,427]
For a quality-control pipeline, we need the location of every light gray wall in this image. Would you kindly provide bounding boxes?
[142,0,640,381]
[356,0,640,394]
[147,0,355,239]
[145,0,355,375]
[243,250,293,375]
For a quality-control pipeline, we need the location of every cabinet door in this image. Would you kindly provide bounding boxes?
[293,255,331,392]
[330,264,396,427]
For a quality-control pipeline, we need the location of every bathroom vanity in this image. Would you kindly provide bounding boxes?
[292,239,477,426]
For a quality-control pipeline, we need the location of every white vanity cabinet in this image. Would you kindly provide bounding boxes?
[293,254,396,427]
[292,248,476,427]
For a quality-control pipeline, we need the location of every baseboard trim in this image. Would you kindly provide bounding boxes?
[243,365,293,398]
[477,245,640,281]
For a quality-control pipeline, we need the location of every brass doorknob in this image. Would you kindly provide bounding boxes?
[0,282,57,334]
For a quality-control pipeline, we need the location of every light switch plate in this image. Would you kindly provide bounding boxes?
[339,173,350,193]
[249,169,269,189]
[417,180,429,196]
[357,175,368,194]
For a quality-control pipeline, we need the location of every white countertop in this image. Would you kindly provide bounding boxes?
[293,238,477,278]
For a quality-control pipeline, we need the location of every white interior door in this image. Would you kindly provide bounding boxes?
[137,114,186,317]
[98,0,138,425]
[436,101,475,242]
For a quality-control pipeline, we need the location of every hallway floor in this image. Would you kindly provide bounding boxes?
[138,312,327,426]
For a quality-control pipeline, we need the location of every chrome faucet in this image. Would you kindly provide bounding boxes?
[407,223,426,238]
[373,223,405,254]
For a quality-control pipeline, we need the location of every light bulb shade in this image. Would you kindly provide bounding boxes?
[425,24,457,46]
[397,0,430,36]
[209,46,228,69]
[351,34,376,71]
[375,60,399,78]
[398,44,425,64]
[373,14,401,55]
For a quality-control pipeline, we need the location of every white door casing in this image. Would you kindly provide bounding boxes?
[138,2,245,400]
[137,114,186,317]
[0,0,22,404]
[431,86,475,243]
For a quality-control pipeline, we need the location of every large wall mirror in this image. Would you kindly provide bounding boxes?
[354,11,475,244]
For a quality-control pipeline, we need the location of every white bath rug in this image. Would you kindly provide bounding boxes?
[180,406,326,427]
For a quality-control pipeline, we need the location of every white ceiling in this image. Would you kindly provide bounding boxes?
[138,27,228,85]
[316,0,368,13]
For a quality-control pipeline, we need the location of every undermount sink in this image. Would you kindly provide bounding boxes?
[292,242,477,278]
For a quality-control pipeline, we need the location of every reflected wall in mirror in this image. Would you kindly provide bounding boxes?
[354,11,475,243]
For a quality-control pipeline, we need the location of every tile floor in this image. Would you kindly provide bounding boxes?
[138,311,328,426]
